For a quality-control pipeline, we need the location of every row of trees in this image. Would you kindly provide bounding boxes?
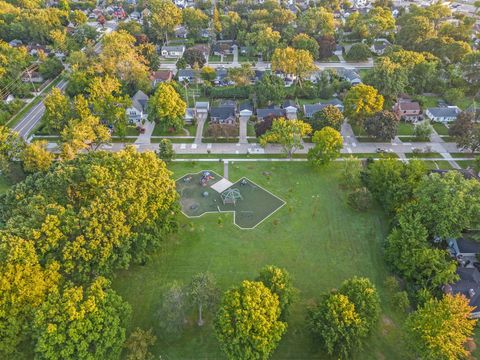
[0,147,179,359]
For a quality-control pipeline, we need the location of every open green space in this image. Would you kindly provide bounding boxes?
[399,136,430,142]
[0,163,26,194]
[405,152,441,159]
[450,152,479,158]
[113,161,409,360]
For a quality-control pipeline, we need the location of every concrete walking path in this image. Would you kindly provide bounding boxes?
[195,114,207,144]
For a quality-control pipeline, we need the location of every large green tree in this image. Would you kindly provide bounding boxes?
[344,84,384,126]
[364,110,399,141]
[32,277,131,360]
[308,126,343,167]
[259,118,312,158]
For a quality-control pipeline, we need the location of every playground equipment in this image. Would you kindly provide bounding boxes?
[200,171,214,186]
[221,188,243,205]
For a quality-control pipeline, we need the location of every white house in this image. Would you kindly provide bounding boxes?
[425,106,461,123]
[160,45,185,58]
[126,90,149,123]
[195,101,209,117]
[353,0,370,8]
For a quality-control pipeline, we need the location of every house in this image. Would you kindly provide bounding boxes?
[327,98,344,112]
[8,39,23,47]
[141,8,151,18]
[129,11,141,20]
[210,106,236,124]
[212,40,235,56]
[195,101,210,117]
[174,0,185,7]
[371,39,391,55]
[333,45,343,57]
[160,45,185,58]
[177,69,196,82]
[174,26,188,39]
[444,238,480,318]
[126,90,149,123]
[283,100,298,120]
[21,71,44,83]
[393,98,422,122]
[352,0,370,8]
[303,99,344,118]
[150,70,173,86]
[214,68,229,85]
[336,68,362,85]
[239,101,253,119]
[425,106,461,123]
[256,107,286,121]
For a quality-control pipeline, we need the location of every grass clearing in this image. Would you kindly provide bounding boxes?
[113,162,409,360]
[405,152,441,159]
[397,122,415,136]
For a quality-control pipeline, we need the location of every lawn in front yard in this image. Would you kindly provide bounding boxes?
[432,123,449,136]
[113,161,409,360]
[397,122,415,136]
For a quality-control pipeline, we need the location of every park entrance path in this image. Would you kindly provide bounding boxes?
[223,160,229,180]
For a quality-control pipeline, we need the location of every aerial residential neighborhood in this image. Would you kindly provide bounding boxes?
[1,0,480,359]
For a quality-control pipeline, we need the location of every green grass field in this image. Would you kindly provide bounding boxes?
[113,161,410,360]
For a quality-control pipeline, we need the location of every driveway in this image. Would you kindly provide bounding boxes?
[195,113,207,144]
[239,116,249,144]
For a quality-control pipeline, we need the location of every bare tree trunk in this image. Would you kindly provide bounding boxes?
[198,303,204,326]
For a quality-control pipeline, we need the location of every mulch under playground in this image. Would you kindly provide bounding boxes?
[176,170,285,229]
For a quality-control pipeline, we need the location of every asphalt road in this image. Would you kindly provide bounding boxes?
[13,79,68,139]
[12,22,114,140]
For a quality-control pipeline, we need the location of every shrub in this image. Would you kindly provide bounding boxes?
[393,291,410,312]
[346,43,372,61]
[347,187,373,211]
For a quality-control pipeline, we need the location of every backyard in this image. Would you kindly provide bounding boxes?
[113,161,411,360]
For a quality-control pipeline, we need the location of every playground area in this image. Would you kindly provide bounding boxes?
[176,170,285,229]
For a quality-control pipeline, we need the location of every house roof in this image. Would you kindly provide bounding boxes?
[257,108,286,119]
[195,101,209,109]
[447,267,480,313]
[151,70,172,82]
[283,100,297,109]
[398,100,420,111]
[457,238,480,254]
[161,45,185,52]
[304,104,327,118]
[336,68,361,83]
[131,90,148,112]
[210,106,236,121]
[427,107,460,118]
[178,69,195,78]
[239,101,253,112]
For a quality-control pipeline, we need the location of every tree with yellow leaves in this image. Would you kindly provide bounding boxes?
[213,6,222,35]
[32,277,131,360]
[343,84,384,126]
[271,47,316,87]
[308,126,343,167]
[60,95,111,160]
[148,82,186,132]
[99,31,150,90]
[0,235,60,356]
[405,294,477,360]
[214,280,287,360]
[259,118,312,158]
[21,140,54,173]
[148,0,182,43]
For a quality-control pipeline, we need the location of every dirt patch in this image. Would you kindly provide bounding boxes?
[381,315,395,336]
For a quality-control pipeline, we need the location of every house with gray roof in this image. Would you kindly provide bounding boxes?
[126,90,149,123]
[160,45,185,58]
[256,107,286,121]
[239,101,253,119]
[177,69,196,82]
[336,68,362,85]
[303,99,344,118]
[425,106,461,123]
[210,105,236,124]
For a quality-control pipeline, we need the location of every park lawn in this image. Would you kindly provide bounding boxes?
[432,123,449,136]
[113,161,410,360]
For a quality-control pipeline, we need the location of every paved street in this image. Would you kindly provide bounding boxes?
[13,78,68,139]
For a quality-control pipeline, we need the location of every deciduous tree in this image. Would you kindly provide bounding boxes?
[309,105,344,131]
[364,110,399,141]
[214,280,287,360]
[292,33,319,59]
[125,328,157,360]
[405,294,477,360]
[308,126,343,167]
[344,84,384,126]
[42,87,70,133]
[259,118,312,158]
[32,277,131,360]
[187,272,219,326]
[256,265,296,319]
[148,83,186,131]
[21,140,54,173]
